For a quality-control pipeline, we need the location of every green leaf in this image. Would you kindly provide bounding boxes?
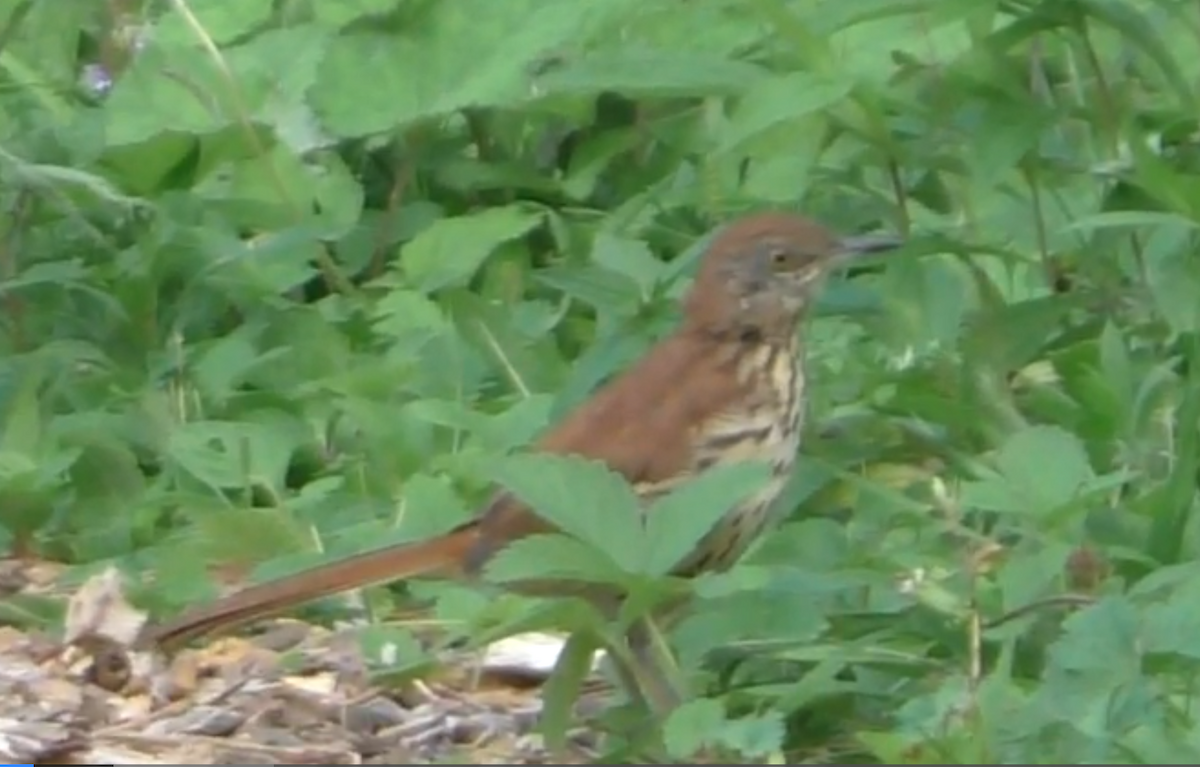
[716,71,853,154]
[663,697,726,760]
[639,460,773,575]
[0,362,44,456]
[191,505,314,568]
[166,420,301,491]
[309,0,640,135]
[961,426,1095,514]
[154,0,276,47]
[1142,577,1200,660]
[483,533,625,586]
[1097,320,1133,421]
[65,440,146,557]
[444,289,566,396]
[539,52,766,98]
[589,232,665,300]
[1061,210,1200,233]
[1143,223,1200,335]
[487,453,643,566]
[403,207,542,292]
[717,710,786,760]
[397,472,475,539]
[312,0,404,28]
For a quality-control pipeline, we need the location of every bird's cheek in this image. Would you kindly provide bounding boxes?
[778,288,805,313]
[783,271,815,298]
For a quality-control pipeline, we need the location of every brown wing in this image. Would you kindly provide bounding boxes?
[463,331,750,571]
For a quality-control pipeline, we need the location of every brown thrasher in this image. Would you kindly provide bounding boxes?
[139,212,899,708]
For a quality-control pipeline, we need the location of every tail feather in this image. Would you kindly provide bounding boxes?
[141,525,478,650]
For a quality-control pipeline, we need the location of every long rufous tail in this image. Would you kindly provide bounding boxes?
[140,525,479,651]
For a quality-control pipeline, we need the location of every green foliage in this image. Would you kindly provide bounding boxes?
[4,0,1200,761]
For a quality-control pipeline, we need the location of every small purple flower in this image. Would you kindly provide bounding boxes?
[81,63,113,96]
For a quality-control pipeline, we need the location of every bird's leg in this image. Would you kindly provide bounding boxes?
[625,615,687,714]
[602,644,653,709]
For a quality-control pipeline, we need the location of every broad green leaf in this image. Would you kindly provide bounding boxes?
[663,697,726,759]
[962,426,1095,514]
[444,289,566,396]
[589,232,665,300]
[397,471,475,539]
[995,426,1095,508]
[191,505,314,567]
[487,453,642,566]
[103,24,329,146]
[154,0,275,47]
[309,0,640,135]
[483,533,625,586]
[534,264,643,318]
[716,71,853,154]
[403,207,542,293]
[718,711,786,760]
[166,420,301,491]
[1142,577,1200,659]
[639,460,773,575]
[191,328,272,404]
[1143,224,1200,335]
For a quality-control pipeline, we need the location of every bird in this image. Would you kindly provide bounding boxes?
[138,211,901,708]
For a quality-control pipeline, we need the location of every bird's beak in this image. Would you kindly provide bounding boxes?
[836,233,904,258]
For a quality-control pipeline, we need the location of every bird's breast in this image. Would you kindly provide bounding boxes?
[675,338,805,575]
[693,337,805,475]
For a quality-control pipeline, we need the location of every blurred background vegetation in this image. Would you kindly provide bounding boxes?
[4,0,1200,762]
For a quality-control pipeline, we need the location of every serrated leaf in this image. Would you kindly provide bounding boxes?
[1053,597,1141,674]
[404,207,542,292]
[488,453,643,568]
[961,426,1094,514]
[589,232,665,300]
[996,426,1095,508]
[166,420,301,491]
[718,710,786,759]
[663,697,725,759]
[397,472,475,539]
[639,461,773,575]
[484,533,624,586]
[444,289,566,397]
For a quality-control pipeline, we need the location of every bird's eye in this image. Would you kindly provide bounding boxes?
[767,246,793,268]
